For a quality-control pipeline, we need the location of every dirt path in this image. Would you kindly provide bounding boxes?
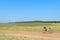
[0,30,60,40]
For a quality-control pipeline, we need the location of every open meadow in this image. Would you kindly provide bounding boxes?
[0,23,60,40]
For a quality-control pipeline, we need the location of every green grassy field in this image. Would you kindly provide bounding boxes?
[0,23,60,32]
[0,23,60,40]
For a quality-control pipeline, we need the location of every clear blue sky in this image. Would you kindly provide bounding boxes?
[0,0,60,22]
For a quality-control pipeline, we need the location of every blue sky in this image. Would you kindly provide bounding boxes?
[0,0,60,22]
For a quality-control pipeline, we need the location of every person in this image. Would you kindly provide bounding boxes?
[43,26,47,33]
[48,27,52,33]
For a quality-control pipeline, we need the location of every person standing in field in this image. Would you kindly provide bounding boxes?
[43,26,47,33]
[48,27,53,33]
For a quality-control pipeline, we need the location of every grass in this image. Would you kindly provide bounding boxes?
[0,23,60,40]
[0,23,60,32]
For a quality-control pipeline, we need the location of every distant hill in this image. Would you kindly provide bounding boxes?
[0,21,60,26]
[15,21,60,23]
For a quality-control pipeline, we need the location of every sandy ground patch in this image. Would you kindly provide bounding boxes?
[0,30,60,40]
